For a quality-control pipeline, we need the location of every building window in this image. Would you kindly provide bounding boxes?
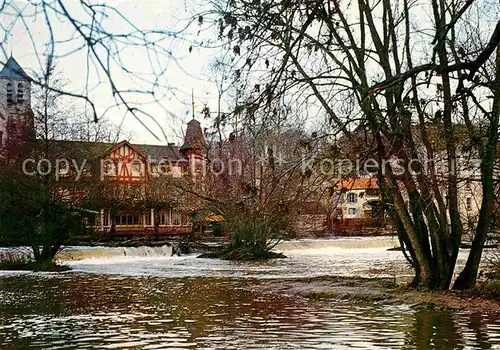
[348,208,358,216]
[115,214,141,225]
[131,160,143,176]
[171,165,182,178]
[145,211,151,226]
[466,197,472,211]
[347,193,357,203]
[102,159,115,176]
[159,210,171,225]
[172,211,182,226]
[6,83,13,103]
[17,83,24,101]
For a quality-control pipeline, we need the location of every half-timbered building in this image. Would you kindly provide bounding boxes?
[0,57,207,236]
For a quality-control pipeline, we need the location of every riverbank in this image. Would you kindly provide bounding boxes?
[249,276,500,315]
[0,260,71,272]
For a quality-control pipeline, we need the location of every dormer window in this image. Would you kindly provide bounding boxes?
[6,83,13,103]
[17,83,24,102]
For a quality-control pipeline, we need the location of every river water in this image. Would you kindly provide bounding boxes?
[1,237,499,349]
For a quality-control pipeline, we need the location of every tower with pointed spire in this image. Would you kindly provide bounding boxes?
[180,118,206,181]
[0,56,34,151]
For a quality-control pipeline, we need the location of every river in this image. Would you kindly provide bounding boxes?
[1,237,499,349]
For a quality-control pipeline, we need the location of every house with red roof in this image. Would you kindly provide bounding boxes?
[328,177,386,230]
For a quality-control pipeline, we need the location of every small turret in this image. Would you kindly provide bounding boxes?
[180,119,206,182]
[180,119,205,154]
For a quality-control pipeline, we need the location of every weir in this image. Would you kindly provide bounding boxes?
[58,245,174,261]
[59,237,399,262]
[276,236,399,251]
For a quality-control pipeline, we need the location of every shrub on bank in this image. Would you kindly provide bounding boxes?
[469,247,500,299]
[0,251,70,271]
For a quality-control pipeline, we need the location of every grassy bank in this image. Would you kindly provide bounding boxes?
[249,276,500,314]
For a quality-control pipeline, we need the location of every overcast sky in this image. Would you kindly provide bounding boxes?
[1,0,221,145]
[2,0,498,146]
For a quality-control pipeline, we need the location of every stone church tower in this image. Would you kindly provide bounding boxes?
[0,56,34,153]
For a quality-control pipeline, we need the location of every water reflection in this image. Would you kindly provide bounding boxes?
[1,274,500,349]
[402,306,500,349]
[403,307,463,349]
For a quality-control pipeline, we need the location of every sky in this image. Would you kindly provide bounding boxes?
[0,0,222,145]
[1,0,498,146]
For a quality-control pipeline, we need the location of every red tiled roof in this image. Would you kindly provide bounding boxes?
[336,178,378,190]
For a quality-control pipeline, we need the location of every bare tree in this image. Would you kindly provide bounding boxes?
[0,57,91,265]
[177,92,329,258]
[0,0,200,141]
[202,0,499,288]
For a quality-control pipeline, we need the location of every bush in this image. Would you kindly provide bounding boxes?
[225,206,293,257]
[0,250,70,271]
[471,246,500,298]
[0,172,84,264]
[211,222,224,236]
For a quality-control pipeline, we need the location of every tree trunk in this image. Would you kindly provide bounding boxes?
[154,209,160,234]
[454,45,500,289]
[32,245,41,262]
[454,183,494,289]
[110,212,117,234]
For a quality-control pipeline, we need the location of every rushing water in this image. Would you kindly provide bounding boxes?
[1,237,499,349]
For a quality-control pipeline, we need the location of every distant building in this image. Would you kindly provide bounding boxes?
[326,177,386,230]
[0,57,207,235]
[0,57,494,237]
[0,56,35,155]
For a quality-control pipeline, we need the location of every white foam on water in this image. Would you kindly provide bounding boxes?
[59,245,174,265]
[276,236,399,251]
[55,237,408,279]
[2,237,487,281]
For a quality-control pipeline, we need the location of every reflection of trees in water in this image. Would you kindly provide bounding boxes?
[404,306,498,349]
[3,276,500,348]
[0,275,308,343]
[468,313,494,350]
[404,307,464,349]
